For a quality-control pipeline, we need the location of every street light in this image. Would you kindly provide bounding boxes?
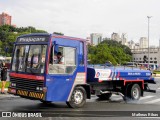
[147,16,152,69]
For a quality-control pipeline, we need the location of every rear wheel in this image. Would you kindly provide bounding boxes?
[130,84,141,100]
[97,93,112,100]
[66,86,86,108]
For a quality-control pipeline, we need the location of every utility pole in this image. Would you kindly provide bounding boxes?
[159,38,160,48]
[147,16,152,69]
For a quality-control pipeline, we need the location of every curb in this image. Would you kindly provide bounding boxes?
[0,95,19,99]
[0,88,8,91]
[156,75,160,77]
[0,89,19,99]
[152,73,160,77]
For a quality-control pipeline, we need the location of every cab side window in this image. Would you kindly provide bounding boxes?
[79,42,84,65]
[49,46,76,74]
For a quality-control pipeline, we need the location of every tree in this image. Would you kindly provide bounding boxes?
[53,32,64,35]
[88,39,132,65]
[0,25,47,56]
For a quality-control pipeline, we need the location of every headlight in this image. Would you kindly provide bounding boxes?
[42,87,47,92]
[36,87,43,91]
[11,83,16,87]
[36,87,40,90]
[39,87,43,91]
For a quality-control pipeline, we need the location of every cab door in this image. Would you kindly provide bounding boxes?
[46,44,78,102]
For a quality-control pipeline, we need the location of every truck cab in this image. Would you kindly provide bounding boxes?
[8,33,90,108]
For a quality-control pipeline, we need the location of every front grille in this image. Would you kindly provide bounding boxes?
[10,77,44,91]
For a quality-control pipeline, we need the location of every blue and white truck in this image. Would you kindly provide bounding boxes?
[8,33,156,108]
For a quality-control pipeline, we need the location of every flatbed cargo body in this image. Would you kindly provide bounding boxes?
[87,65,156,100]
[87,66,154,82]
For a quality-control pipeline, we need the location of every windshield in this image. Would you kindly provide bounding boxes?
[11,45,47,74]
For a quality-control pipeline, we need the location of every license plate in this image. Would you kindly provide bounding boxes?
[10,89,16,94]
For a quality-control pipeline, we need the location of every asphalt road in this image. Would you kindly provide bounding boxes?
[0,77,160,120]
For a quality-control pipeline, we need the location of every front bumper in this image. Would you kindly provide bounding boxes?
[8,87,45,100]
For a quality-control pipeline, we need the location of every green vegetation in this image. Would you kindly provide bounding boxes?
[0,25,47,56]
[88,39,132,65]
[0,81,10,88]
[153,71,160,74]
[53,32,64,35]
[0,25,132,65]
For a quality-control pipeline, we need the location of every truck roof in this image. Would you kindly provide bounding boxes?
[17,33,87,42]
[52,34,87,42]
[18,33,50,38]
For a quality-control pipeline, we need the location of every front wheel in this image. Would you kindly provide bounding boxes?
[66,86,86,108]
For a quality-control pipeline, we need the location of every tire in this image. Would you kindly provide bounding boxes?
[130,84,141,100]
[97,93,112,100]
[66,86,87,108]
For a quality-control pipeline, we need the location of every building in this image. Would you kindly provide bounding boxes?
[128,40,135,49]
[121,33,128,45]
[86,37,91,45]
[0,12,12,26]
[132,48,160,65]
[111,32,121,42]
[139,37,148,49]
[134,43,140,50]
[90,33,102,46]
[103,37,111,41]
[131,38,160,67]
[111,32,128,45]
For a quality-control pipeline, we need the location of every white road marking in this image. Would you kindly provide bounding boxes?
[112,94,119,97]
[89,94,160,105]
[139,95,154,100]
[111,97,122,101]
[145,98,160,104]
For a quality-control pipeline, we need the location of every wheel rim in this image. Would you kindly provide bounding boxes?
[132,87,139,99]
[73,90,83,104]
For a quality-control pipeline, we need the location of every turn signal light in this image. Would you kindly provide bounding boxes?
[42,87,47,93]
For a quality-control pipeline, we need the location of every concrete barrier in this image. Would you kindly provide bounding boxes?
[152,73,160,77]
[0,88,8,91]
[156,74,160,77]
[153,73,160,77]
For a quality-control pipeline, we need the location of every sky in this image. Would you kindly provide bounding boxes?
[0,0,160,46]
